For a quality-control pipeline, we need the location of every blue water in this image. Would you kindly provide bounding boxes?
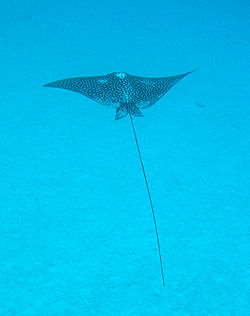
[0,1,249,315]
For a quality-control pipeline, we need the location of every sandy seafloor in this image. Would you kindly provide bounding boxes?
[0,1,249,315]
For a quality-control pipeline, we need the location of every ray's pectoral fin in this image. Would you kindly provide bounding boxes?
[115,105,144,120]
[115,106,128,120]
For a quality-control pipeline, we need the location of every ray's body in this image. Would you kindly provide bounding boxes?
[44,70,195,286]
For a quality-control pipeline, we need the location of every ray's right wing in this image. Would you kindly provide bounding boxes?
[132,70,196,109]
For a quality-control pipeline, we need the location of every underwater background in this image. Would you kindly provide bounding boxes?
[0,0,249,315]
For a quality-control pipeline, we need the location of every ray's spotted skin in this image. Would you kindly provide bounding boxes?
[44,70,195,120]
[44,69,196,286]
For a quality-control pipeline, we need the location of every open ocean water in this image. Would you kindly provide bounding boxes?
[0,1,249,315]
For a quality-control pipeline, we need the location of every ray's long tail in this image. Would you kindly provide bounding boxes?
[129,113,165,286]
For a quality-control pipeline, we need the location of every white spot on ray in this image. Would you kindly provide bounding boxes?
[115,72,126,79]
[124,92,130,100]
[98,79,108,84]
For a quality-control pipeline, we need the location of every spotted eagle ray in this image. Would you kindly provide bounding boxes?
[44,70,195,286]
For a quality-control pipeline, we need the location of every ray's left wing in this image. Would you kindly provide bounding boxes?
[44,73,121,107]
